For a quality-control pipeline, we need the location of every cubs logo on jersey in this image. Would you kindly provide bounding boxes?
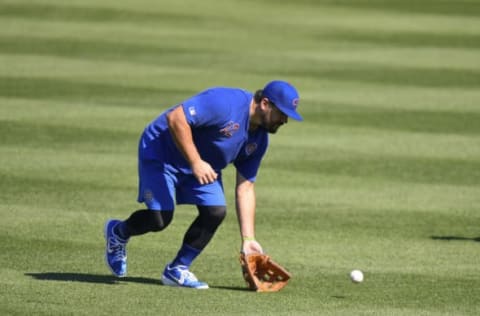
[219,121,240,138]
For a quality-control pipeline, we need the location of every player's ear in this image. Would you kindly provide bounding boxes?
[260,97,270,110]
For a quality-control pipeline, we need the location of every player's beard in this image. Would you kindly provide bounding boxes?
[260,112,281,134]
[267,123,282,134]
[262,118,283,134]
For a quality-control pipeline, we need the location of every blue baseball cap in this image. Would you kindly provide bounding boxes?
[262,80,302,121]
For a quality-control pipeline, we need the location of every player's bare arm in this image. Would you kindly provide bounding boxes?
[235,171,263,254]
[166,105,218,185]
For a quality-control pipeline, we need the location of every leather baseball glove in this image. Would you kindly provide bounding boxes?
[239,253,291,292]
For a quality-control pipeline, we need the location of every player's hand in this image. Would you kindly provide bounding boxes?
[191,160,218,185]
[242,239,264,255]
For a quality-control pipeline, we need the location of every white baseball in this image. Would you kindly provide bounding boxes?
[350,270,364,283]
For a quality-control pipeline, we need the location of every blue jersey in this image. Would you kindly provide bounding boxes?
[139,87,269,182]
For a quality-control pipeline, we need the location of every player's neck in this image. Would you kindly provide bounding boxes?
[248,99,261,132]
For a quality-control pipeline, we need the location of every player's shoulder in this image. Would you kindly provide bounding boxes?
[201,87,252,102]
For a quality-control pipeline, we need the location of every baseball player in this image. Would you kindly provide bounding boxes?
[104,80,302,289]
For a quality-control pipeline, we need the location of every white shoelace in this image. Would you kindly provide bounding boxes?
[108,237,127,262]
[178,269,198,283]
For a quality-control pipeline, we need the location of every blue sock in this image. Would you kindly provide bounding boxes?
[171,244,201,268]
[113,221,130,240]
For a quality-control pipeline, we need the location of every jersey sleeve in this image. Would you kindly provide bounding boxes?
[181,88,232,128]
[234,132,269,182]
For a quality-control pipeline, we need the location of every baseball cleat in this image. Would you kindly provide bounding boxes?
[161,264,209,289]
[104,219,128,277]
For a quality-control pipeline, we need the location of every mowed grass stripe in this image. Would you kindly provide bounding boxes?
[0,98,157,127]
[0,76,194,106]
[260,206,479,247]
[279,1,480,35]
[0,119,136,148]
[0,172,133,203]
[272,62,480,88]
[0,2,208,24]
[266,148,480,187]
[290,48,480,72]
[320,0,480,18]
[304,84,480,112]
[320,28,480,49]
[304,103,480,135]
[0,35,219,61]
[0,55,204,82]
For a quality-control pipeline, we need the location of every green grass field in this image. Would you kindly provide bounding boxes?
[1,0,480,315]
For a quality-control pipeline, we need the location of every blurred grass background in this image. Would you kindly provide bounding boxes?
[1,0,479,315]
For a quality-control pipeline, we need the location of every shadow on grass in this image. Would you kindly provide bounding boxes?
[25,272,250,291]
[431,236,480,242]
[25,272,161,285]
[209,285,252,292]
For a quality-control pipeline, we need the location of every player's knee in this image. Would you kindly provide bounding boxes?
[199,205,227,227]
[149,210,173,232]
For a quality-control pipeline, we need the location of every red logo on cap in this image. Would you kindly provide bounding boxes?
[292,98,299,109]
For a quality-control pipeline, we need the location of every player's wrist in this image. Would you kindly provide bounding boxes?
[242,236,255,241]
